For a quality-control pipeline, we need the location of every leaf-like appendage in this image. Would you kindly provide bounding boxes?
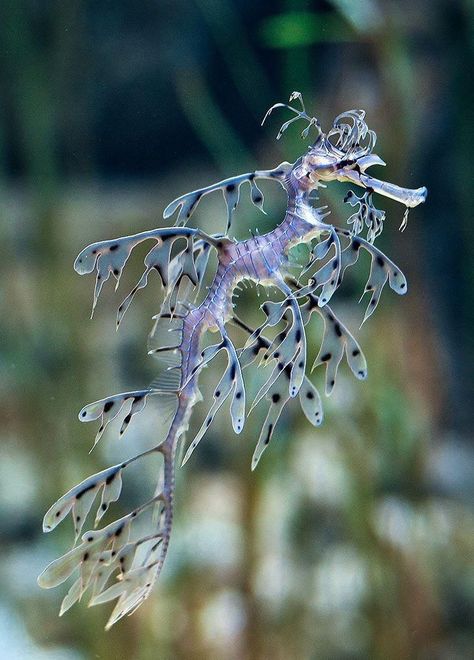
[251,379,290,470]
[79,389,160,450]
[182,335,245,465]
[302,296,367,395]
[163,166,288,232]
[334,228,407,323]
[42,464,124,539]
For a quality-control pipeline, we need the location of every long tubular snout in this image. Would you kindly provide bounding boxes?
[343,170,427,208]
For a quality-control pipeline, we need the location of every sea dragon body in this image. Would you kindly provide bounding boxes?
[38,94,427,628]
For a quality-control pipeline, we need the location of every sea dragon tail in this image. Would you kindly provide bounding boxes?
[37,227,207,628]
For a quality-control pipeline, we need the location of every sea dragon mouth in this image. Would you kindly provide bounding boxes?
[338,166,428,209]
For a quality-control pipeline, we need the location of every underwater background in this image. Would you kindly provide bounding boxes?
[0,1,472,658]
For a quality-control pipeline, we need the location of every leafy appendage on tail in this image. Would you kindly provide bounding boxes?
[39,93,426,627]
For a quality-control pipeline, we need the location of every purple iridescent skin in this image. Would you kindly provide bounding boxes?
[38,93,426,628]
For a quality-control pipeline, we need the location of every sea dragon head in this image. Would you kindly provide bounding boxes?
[263,92,427,241]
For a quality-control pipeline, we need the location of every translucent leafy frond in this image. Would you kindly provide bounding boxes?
[39,438,175,626]
[261,91,322,141]
[42,464,124,539]
[298,227,342,306]
[163,165,290,231]
[327,109,376,159]
[344,189,386,243]
[79,389,165,449]
[333,228,407,323]
[231,314,322,469]
[182,334,245,465]
[251,379,290,470]
[299,292,367,395]
[74,227,216,319]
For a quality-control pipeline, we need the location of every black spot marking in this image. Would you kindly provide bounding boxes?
[330,379,335,388]
[105,472,116,485]
[306,391,314,400]
[109,244,119,252]
[352,239,360,251]
[76,483,96,500]
[81,410,87,418]
[206,417,212,426]
[104,400,114,413]
[113,268,119,276]
[272,393,281,403]
[295,329,301,343]
[298,360,304,368]
[376,256,385,267]
[265,424,273,445]
[334,323,342,337]
[352,349,360,357]
[115,525,124,538]
[215,390,221,398]
[230,364,236,380]
[321,353,331,362]
[236,391,242,399]
[254,195,262,203]
[226,184,235,192]
[83,552,89,561]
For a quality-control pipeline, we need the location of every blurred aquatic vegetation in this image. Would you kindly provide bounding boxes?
[0,0,473,658]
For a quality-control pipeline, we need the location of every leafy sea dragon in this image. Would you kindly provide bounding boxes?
[38,93,427,628]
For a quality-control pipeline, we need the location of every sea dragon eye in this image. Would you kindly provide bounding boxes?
[38,92,427,628]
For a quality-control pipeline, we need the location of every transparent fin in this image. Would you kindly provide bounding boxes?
[163,165,290,231]
[251,379,290,470]
[79,389,162,450]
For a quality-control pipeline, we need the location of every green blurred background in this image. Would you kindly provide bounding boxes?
[1,1,473,659]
